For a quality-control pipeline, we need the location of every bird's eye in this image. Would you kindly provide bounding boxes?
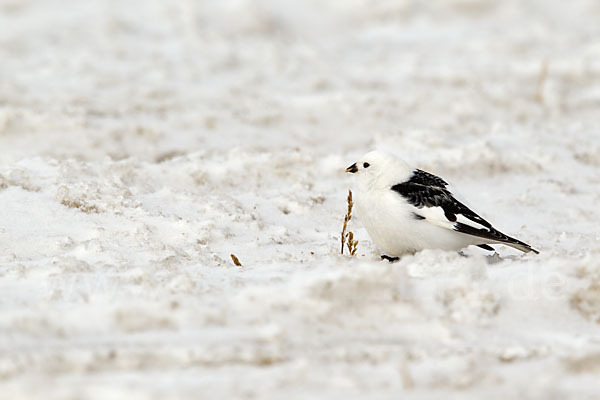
[363,162,370,168]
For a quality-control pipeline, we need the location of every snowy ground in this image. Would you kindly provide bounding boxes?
[1,0,600,398]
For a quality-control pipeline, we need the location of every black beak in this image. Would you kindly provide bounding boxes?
[345,163,358,173]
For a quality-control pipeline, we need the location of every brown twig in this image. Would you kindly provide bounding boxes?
[346,231,358,256]
[340,190,358,256]
[230,253,243,267]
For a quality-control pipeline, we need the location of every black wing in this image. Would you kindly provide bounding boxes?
[410,169,449,188]
[391,169,538,253]
[391,170,492,229]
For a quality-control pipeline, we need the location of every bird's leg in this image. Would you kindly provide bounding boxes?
[381,255,400,263]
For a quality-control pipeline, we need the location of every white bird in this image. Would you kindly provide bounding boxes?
[345,150,538,260]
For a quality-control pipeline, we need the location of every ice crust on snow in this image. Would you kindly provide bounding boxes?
[1,0,600,398]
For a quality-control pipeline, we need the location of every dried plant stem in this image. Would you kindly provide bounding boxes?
[340,190,358,256]
[230,253,242,267]
[346,231,358,256]
[341,190,352,254]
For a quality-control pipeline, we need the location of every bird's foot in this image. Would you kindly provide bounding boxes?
[381,255,400,263]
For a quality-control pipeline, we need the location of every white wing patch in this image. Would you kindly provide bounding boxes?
[455,213,491,231]
[417,206,455,230]
[414,205,491,233]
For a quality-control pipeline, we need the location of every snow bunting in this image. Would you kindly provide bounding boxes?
[346,151,538,260]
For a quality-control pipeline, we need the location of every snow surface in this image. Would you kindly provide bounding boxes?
[1,0,600,398]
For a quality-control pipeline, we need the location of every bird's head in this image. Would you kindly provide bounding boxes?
[346,150,412,188]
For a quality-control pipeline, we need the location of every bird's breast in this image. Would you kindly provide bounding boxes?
[354,188,417,254]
